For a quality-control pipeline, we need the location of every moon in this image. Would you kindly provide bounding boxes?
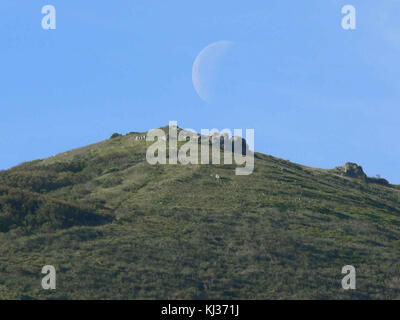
[192,41,234,103]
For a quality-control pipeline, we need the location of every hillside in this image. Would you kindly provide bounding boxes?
[1,128,400,299]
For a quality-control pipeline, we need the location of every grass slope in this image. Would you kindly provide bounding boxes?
[0,129,400,299]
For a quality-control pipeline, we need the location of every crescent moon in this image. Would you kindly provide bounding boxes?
[192,41,234,103]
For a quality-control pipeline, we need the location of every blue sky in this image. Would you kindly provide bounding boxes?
[1,0,400,182]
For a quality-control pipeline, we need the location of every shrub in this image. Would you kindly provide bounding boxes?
[110,133,122,139]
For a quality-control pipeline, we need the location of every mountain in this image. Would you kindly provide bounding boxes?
[1,127,400,299]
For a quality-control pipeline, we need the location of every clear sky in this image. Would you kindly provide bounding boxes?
[1,0,400,182]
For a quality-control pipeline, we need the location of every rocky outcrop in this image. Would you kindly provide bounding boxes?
[335,162,366,179]
[208,133,250,156]
[231,136,249,156]
[335,162,391,186]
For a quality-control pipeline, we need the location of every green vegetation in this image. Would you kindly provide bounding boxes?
[0,129,400,299]
[0,186,112,233]
[110,133,122,139]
